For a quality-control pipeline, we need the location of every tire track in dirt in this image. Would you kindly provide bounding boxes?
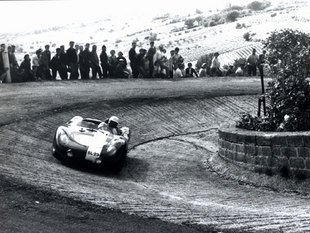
[0,79,309,232]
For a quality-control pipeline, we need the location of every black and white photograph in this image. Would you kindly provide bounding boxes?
[1,0,310,232]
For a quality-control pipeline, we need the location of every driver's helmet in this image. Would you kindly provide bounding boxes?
[108,116,119,128]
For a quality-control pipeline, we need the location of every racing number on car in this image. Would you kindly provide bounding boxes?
[86,151,100,158]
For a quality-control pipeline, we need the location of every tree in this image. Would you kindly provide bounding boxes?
[264,29,310,77]
[237,29,310,131]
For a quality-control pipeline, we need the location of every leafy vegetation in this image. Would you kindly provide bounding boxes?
[247,1,271,11]
[237,29,310,131]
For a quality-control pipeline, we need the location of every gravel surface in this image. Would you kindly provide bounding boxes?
[1,77,309,232]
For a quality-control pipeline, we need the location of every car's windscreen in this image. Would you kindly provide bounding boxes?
[76,120,100,129]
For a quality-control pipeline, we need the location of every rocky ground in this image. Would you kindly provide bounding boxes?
[1,77,310,232]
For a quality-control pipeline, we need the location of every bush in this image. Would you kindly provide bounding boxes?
[243,32,251,41]
[226,10,240,22]
[185,18,195,29]
[233,57,247,70]
[209,21,217,27]
[195,53,213,74]
[227,5,244,11]
[247,1,271,11]
[264,29,310,77]
[236,23,246,29]
[237,29,310,132]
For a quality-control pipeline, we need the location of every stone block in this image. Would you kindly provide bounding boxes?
[281,147,297,158]
[257,146,272,157]
[289,157,305,169]
[266,156,278,168]
[271,135,288,146]
[235,133,246,144]
[272,146,281,157]
[226,131,237,143]
[256,135,272,146]
[306,159,310,170]
[245,144,256,156]
[235,153,246,163]
[236,144,245,153]
[297,147,310,158]
[287,135,304,147]
[245,154,254,164]
[277,157,289,167]
[218,147,225,157]
[303,135,310,147]
[244,134,256,144]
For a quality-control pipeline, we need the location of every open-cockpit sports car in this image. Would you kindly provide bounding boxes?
[52,116,130,172]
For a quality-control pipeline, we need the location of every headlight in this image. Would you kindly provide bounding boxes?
[106,144,117,154]
[57,129,69,146]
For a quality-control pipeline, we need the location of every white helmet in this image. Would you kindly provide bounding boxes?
[108,116,119,128]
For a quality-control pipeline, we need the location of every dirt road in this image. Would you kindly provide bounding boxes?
[1,77,309,232]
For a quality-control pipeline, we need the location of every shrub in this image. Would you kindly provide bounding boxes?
[233,57,247,70]
[227,5,244,11]
[247,1,271,11]
[209,21,217,27]
[149,32,158,41]
[237,29,310,132]
[226,10,240,22]
[196,9,203,14]
[195,53,213,74]
[243,32,251,41]
[264,29,310,77]
[185,18,195,28]
[236,23,246,29]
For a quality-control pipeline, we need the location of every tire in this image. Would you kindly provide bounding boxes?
[106,146,127,173]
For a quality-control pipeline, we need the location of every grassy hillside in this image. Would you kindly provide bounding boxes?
[2,0,309,66]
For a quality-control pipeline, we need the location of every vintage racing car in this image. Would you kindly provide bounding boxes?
[52,116,130,172]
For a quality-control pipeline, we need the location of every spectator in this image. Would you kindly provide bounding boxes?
[108,50,117,78]
[8,45,19,69]
[50,48,68,80]
[258,50,267,77]
[210,52,222,76]
[32,49,42,80]
[116,51,129,78]
[173,47,184,70]
[235,66,244,76]
[185,62,198,77]
[147,41,156,78]
[129,41,139,78]
[137,48,147,78]
[75,44,80,79]
[19,54,35,82]
[90,45,102,79]
[199,63,207,77]
[225,65,235,76]
[80,43,92,79]
[40,44,52,80]
[247,48,259,76]
[66,41,79,80]
[173,63,184,79]
[0,44,9,83]
[100,45,109,78]
[59,45,68,79]
[168,50,175,79]
[153,45,168,78]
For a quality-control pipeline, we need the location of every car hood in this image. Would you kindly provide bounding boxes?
[65,126,112,147]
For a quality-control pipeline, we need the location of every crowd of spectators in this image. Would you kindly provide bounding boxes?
[0,41,267,83]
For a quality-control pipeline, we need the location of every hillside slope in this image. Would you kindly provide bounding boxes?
[2,0,309,66]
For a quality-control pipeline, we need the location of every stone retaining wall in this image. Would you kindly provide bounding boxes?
[218,127,310,179]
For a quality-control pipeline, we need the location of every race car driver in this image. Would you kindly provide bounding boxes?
[98,116,130,141]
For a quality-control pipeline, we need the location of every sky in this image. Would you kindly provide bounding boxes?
[0,0,275,33]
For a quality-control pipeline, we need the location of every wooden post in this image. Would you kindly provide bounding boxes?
[2,44,11,83]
